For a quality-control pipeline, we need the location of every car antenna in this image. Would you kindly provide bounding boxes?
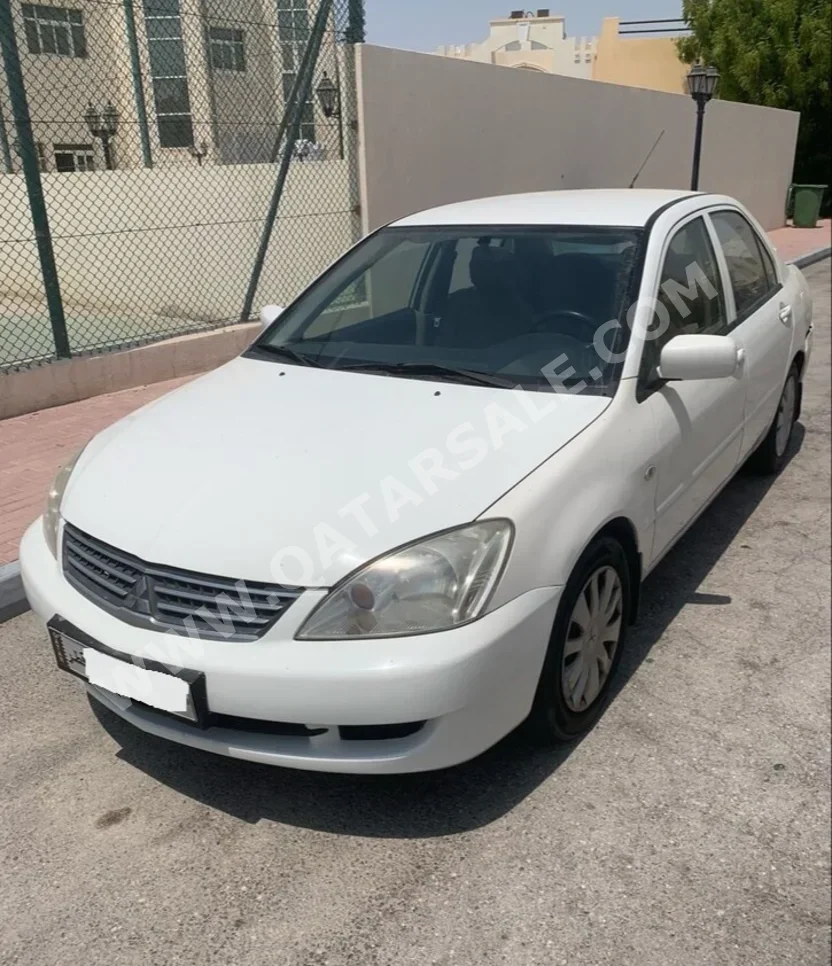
[629,130,665,189]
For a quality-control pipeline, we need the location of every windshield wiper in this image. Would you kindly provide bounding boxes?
[337,362,515,389]
[253,343,323,367]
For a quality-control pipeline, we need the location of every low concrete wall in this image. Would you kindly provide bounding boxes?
[356,45,799,234]
[0,322,257,421]
[0,160,356,321]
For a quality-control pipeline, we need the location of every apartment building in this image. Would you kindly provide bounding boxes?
[593,17,689,95]
[0,0,342,171]
[437,9,596,79]
[437,10,689,95]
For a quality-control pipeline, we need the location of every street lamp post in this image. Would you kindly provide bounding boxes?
[84,100,120,170]
[687,64,720,191]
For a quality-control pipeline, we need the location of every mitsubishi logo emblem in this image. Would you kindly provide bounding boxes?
[123,574,150,610]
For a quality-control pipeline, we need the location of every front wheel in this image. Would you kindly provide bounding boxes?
[527,537,631,743]
[748,363,800,475]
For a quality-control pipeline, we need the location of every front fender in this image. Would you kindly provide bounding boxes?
[484,399,656,609]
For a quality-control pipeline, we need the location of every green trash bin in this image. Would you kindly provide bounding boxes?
[792,184,826,228]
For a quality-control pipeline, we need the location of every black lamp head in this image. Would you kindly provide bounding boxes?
[687,63,720,102]
[316,72,339,118]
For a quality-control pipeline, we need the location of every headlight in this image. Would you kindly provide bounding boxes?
[297,521,513,640]
[43,446,87,558]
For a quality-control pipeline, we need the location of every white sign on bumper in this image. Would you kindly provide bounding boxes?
[84,647,191,715]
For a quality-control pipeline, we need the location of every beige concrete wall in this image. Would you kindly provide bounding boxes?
[592,17,688,95]
[0,322,258,420]
[0,159,356,321]
[356,45,799,234]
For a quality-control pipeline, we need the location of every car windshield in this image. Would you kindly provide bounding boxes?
[250,225,643,394]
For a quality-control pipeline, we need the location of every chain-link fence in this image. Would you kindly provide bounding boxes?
[0,0,364,371]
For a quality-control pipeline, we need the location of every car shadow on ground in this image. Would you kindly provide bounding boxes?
[92,429,804,839]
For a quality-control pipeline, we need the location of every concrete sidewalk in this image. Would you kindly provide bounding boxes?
[0,377,191,568]
[0,221,829,596]
[769,218,831,265]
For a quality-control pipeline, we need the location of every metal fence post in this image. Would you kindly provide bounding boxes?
[0,0,70,359]
[262,9,329,169]
[123,0,153,169]
[1,0,360,371]
[0,100,13,173]
[240,0,334,322]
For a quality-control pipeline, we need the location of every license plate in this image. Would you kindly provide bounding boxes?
[48,619,204,724]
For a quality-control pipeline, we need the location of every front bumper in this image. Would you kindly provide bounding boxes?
[20,520,561,773]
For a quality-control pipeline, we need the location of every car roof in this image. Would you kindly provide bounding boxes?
[391,188,699,229]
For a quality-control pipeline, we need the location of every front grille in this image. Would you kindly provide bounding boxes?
[62,523,302,641]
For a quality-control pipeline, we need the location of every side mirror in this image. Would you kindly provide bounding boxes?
[658,334,743,382]
[260,305,284,330]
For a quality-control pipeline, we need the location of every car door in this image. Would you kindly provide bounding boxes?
[639,214,747,565]
[707,208,793,459]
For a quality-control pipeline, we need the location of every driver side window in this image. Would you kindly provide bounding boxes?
[640,217,727,385]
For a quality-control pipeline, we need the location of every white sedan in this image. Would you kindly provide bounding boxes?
[20,189,813,773]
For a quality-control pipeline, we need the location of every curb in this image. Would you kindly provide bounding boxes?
[791,246,831,269]
[0,561,27,624]
[1,250,829,626]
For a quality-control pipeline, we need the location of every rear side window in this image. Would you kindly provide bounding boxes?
[757,236,778,288]
[710,210,776,317]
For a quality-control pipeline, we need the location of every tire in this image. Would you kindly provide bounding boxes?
[747,363,800,475]
[527,536,631,744]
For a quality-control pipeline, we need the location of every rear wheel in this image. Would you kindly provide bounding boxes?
[748,364,800,475]
[527,537,631,743]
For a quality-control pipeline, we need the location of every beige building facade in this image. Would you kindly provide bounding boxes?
[437,10,596,79]
[437,10,689,95]
[593,17,689,94]
[1,0,343,172]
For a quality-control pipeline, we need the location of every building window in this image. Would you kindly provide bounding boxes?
[22,4,87,58]
[143,0,193,148]
[277,0,315,143]
[504,41,521,52]
[277,0,309,41]
[54,143,95,171]
[208,26,245,72]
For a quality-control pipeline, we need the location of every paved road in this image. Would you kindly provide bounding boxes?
[1,264,829,966]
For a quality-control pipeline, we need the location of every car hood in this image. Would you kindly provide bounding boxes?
[62,357,610,587]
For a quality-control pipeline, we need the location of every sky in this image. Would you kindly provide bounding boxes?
[364,1,684,51]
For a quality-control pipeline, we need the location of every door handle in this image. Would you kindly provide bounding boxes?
[735,347,746,372]
[778,303,793,326]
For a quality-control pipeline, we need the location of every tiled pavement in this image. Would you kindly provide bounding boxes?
[0,377,191,566]
[769,218,831,263]
[0,221,829,567]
